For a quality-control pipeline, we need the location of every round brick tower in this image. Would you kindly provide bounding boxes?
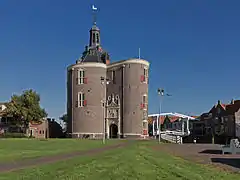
[106,59,150,138]
[67,14,110,139]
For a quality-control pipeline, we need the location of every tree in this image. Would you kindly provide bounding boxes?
[5,89,47,129]
[59,113,68,122]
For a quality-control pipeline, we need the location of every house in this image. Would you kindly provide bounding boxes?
[27,119,49,138]
[26,118,65,139]
[0,102,7,121]
[0,102,14,133]
[193,99,240,144]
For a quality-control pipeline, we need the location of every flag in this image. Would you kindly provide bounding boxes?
[92,5,97,11]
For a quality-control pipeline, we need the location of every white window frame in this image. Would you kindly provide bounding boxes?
[77,69,85,85]
[142,94,147,110]
[78,92,85,107]
[143,111,148,120]
[143,67,148,83]
[142,94,147,104]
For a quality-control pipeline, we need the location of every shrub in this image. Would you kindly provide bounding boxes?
[0,132,28,138]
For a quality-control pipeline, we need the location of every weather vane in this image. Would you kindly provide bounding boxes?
[92,5,98,25]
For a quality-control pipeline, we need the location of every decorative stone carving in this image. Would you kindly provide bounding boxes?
[106,94,120,138]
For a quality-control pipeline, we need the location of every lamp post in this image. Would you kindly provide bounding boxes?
[157,88,171,144]
[157,88,164,143]
[100,76,110,144]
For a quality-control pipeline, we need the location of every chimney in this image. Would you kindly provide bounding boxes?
[231,99,234,104]
[106,59,110,65]
[217,100,221,104]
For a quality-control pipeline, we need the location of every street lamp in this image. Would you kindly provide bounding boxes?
[157,88,171,144]
[100,76,110,144]
[157,88,164,143]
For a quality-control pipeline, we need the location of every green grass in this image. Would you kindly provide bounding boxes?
[0,141,239,180]
[0,138,117,162]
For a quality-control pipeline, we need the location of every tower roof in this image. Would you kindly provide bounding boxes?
[81,47,105,63]
[77,5,110,64]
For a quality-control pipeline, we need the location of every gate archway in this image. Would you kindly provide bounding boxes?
[106,94,120,139]
[109,124,118,138]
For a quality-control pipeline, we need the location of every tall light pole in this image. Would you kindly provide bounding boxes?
[157,88,164,143]
[157,88,171,144]
[101,76,110,144]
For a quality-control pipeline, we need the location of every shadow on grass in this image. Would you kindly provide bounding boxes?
[211,158,240,169]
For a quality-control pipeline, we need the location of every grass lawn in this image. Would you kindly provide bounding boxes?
[0,138,117,162]
[0,141,239,180]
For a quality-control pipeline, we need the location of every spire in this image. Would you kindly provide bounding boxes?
[77,5,110,64]
[89,5,100,47]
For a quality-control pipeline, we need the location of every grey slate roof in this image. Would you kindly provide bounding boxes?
[80,46,108,64]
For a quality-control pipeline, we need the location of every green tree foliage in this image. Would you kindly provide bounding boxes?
[5,89,47,127]
[60,114,68,122]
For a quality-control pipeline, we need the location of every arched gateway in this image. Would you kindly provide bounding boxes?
[106,94,120,139]
[109,124,118,138]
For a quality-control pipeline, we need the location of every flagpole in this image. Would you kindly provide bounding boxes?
[138,48,141,59]
[92,5,98,25]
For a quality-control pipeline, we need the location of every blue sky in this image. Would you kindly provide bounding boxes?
[1,0,240,119]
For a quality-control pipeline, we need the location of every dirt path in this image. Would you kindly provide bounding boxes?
[153,143,240,173]
[0,141,130,173]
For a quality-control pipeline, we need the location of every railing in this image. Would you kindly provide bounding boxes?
[161,133,182,144]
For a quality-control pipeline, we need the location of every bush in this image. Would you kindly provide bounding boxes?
[0,132,28,138]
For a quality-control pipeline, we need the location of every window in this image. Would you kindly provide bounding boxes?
[141,95,147,109]
[96,33,99,43]
[143,95,147,104]
[77,92,86,107]
[140,67,148,83]
[143,111,147,120]
[112,70,116,84]
[143,68,148,83]
[142,122,148,135]
[93,33,96,43]
[77,69,85,84]
[39,130,41,134]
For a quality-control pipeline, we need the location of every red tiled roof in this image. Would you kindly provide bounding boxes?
[191,116,199,118]
[209,100,240,115]
[169,116,179,123]
[220,104,227,109]
[158,116,166,125]
[225,101,240,115]
[157,116,180,124]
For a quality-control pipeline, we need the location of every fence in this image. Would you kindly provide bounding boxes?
[161,133,182,144]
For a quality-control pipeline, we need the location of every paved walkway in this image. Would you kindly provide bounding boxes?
[154,143,240,173]
[0,142,130,173]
